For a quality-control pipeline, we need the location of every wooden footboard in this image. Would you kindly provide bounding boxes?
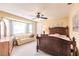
[36,35,77,56]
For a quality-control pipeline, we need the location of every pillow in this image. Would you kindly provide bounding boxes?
[29,33,34,38]
[48,33,60,37]
[49,33,70,41]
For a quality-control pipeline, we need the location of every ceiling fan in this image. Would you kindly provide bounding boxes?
[33,12,48,20]
[67,3,72,5]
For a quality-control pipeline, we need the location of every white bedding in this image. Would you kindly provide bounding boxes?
[48,33,71,41]
[49,34,73,49]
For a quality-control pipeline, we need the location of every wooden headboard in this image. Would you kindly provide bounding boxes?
[49,26,69,37]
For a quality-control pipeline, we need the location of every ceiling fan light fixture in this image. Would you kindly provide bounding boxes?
[36,12,48,19]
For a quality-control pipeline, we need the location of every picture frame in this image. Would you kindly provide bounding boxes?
[73,12,79,31]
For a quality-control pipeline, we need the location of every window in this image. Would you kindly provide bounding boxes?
[12,21,26,35]
[25,23,33,33]
[0,17,36,37]
[28,24,33,33]
[12,21,33,35]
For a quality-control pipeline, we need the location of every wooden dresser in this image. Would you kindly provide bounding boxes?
[0,37,13,56]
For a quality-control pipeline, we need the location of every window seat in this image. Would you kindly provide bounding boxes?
[15,34,36,45]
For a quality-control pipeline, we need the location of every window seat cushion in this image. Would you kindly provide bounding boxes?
[15,34,35,45]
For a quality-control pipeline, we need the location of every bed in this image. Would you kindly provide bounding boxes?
[36,27,77,56]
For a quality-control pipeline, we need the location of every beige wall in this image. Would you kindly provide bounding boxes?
[69,4,79,48]
[43,16,69,33]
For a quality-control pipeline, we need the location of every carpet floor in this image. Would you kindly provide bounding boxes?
[11,41,50,56]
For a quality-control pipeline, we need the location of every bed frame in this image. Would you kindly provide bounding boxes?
[36,27,77,56]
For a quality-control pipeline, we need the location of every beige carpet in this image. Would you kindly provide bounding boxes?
[11,41,50,56]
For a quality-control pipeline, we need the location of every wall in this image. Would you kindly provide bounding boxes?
[43,16,69,34]
[69,4,79,48]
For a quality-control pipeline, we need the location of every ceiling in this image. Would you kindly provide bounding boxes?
[0,3,72,20]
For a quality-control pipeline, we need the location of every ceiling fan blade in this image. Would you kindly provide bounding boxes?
[67,3,72,5]
[40,17,48,19]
